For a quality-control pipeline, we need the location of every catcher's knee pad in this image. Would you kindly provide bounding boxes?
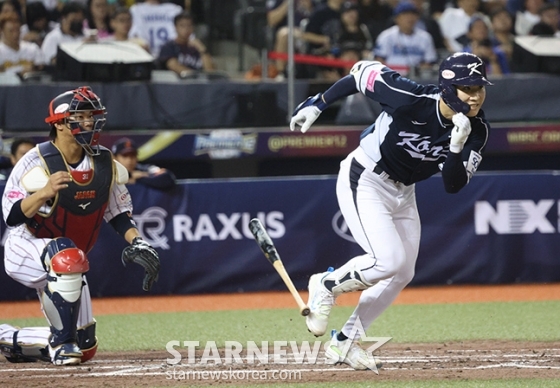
[40,238,89,348]
[323,256,375,297]
[77,320,98,362]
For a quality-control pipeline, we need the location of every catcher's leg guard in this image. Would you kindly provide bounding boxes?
[321,255,375,297]
[0,325,50,363]
[40,238,89,365]
[77,320,98,362]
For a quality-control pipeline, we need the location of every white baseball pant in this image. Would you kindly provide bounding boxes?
[335,146,421,339]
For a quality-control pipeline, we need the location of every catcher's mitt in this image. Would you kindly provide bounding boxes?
[122,237,160,291]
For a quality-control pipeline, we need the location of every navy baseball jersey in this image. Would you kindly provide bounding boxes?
[351,61,490,186]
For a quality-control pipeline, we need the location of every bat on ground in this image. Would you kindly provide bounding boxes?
[249,218,310,316]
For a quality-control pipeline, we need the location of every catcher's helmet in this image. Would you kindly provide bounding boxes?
[439,52,492,114]
[45,86,106,156]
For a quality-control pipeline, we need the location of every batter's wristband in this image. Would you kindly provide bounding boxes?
[449,143,464,154]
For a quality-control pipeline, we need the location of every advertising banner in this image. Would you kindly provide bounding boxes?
[3,123,560,170]
[1,172,559,301]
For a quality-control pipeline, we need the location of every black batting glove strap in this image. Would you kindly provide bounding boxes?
[121,237,161,291]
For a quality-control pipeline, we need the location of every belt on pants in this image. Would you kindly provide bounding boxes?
[373,164,397,183]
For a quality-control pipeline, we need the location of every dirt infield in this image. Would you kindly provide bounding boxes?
[1,284,560,386]
[2,341,559,387]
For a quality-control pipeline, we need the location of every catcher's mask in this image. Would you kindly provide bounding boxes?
[45,86,106,156]
[439,52,492,114]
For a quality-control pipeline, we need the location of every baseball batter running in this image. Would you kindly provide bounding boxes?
[290,52,492,370]
[0,86,160,366]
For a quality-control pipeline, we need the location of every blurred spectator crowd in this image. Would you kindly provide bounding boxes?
[0,0,213,79]
[265,0,560,80]
[0,0,559,82]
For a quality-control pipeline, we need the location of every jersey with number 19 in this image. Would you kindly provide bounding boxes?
[128,2,182,57]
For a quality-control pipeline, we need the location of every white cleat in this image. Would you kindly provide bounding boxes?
[306,273,335,337]
[325,330,382,372]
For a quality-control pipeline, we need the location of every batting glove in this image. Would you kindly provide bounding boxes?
[122,237,160,291]
[450,113,472,153]
[290,93,328,133]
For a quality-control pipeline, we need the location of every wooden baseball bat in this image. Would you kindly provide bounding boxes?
[249,218,310,316]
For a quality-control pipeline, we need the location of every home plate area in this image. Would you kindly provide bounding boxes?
[1,341,559,387]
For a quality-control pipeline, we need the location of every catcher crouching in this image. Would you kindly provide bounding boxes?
[0,86,160,366]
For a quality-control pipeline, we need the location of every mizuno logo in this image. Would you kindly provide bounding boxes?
[411,120,427,125]
[467,62,482,75]
[78,202,91,210]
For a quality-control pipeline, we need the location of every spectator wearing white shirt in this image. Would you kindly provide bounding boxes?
[374,2,437,74]
[438,0,487,52]
[515,0,544,35]
[41,2,86,64]
[0,12,45,75]
[128,0,182,57]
